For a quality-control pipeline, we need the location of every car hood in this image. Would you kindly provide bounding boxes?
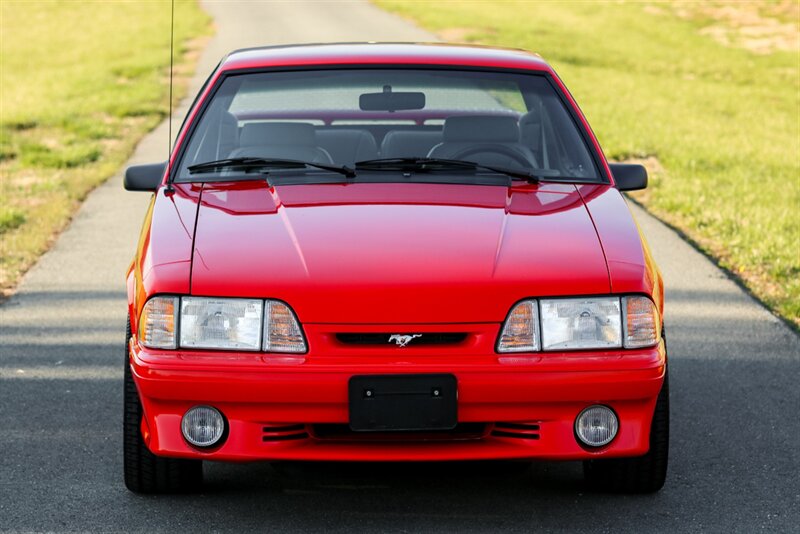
[190,181,611,323]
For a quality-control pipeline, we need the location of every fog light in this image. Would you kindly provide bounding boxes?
[181,406,226,448]
[575,405,618,447]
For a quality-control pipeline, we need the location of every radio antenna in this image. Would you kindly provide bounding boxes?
[165,0,176,194]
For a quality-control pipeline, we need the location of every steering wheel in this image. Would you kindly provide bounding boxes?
[449,144,533,168]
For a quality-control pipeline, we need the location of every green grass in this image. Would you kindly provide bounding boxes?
[376,0,800,327]
[0,0,212,294]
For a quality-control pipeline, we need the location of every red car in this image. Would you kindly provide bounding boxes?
[123,43,668,494]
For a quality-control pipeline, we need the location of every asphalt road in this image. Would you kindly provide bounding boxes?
[1,1,798,532]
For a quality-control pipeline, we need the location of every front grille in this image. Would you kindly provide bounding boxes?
[491,422,541,440]
[310,423,487,441]
[262,424,308,442]
[335,333,467,346]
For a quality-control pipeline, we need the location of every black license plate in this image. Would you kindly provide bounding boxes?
[348,374,457,432]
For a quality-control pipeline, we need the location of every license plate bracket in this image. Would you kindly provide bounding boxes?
[348,374,457,432]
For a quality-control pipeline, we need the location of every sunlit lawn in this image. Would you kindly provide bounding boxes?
[0,0,212,293]
[377,0,800,327]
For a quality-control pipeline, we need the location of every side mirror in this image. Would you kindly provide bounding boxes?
[124,162,166,192]
[609,163,647,191]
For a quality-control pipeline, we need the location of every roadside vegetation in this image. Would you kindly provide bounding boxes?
[0,1,212,295]
[376,0,800,327]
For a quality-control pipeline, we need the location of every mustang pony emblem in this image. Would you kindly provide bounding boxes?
[388,334,422,347]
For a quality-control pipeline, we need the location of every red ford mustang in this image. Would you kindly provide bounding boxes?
[123,43,668,494]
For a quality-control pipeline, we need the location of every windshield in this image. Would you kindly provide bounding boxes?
[176,69,601,182]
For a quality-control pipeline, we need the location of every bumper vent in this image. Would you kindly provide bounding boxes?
[262,424,308,442]
[491,422,540,440]
[335,333,467,346]
[311,423,487,441]
[261,423,541,442]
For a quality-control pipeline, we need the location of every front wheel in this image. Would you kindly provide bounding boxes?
[583,370,669,493]
[123,316,203,493]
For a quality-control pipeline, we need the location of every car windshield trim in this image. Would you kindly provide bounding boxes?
[180,169,518,187]
[176,170,596,186]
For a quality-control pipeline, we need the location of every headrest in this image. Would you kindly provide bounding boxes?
[383,130,442,143]
[316,129,373,143]
[442,115,520,143]
[222,111,239,126]
[519,110,542,127]
[240,122,316,147]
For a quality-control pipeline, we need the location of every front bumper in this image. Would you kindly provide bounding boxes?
[130,339,666,462]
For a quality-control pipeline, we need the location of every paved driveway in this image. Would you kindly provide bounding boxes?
[1,2,798,532]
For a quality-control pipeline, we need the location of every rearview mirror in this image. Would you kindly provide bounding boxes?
[609,163,647,191]
[360,88,425,112]
[124,162,166,192]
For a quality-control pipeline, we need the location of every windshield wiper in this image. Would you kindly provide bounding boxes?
[188,157,356,178]
[355,157,545,184]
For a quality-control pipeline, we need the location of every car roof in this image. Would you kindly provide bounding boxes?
[219,42,552,73]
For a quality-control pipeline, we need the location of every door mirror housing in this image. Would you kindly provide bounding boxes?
[609,163,648,191]
[124,162,166,192]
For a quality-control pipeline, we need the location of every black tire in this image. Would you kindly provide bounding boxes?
[124,316,203,493]
[583,370,669,494]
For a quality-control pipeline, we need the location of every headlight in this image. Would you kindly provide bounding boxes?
[496,295,660,353]
[139,296,178,349]
[540,297,622,350]
[137,296,307,352]
[180,297,264,351]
